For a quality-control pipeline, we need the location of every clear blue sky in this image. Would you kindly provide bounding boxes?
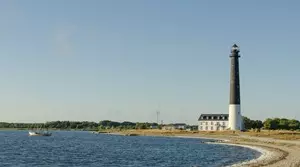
[0,1,299,124]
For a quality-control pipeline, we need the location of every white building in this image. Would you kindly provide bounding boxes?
[162,123,187,130]
[150,125,158,129]
[198,114,229,131]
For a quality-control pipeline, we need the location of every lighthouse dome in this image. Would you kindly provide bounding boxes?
[231,44,240,52]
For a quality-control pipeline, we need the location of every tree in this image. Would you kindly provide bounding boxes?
[243,117,252,130]
[263,118,280,130]
[99,120,111,127]
[253,120,263,129]
[288,119,300,130]
[135,123,147,129]
[264,118,275,130]
[278,119,289,130]
[242,117,263,130]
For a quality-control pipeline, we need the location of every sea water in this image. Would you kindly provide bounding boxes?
[0,131,260,167]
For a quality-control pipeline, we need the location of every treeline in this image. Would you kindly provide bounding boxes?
[2,118,299,131]
[0,120,158,130]
[98,120,158,130]
[243,117,263,130]
[0,122,34,129]
[243,117,300,131]
[45,121,99,130]
[263,118,300,130]
[0,121,98,130]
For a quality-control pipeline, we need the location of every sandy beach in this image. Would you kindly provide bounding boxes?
[101,130,300,167]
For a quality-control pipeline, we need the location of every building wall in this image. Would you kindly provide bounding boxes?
[175,125,186,130]
[198,120,229,131]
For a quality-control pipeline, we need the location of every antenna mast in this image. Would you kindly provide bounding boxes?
[156,110,160,125]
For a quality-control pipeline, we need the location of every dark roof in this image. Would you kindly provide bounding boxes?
[198,114,229,121]
[232,44,238,48]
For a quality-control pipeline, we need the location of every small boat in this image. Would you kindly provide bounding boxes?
[29,123,52,136]
[29,130,52,136]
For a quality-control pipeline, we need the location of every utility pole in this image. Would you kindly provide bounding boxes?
[156,110,160,125]
[156,103,161,125]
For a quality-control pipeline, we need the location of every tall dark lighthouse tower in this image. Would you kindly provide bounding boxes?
[228,44,242,130]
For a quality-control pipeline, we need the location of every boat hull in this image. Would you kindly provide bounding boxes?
[29,131,52,136]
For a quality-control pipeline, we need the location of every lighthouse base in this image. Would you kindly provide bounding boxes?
[228,104,242,130]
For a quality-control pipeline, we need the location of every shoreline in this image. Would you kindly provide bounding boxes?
[152,135,282,167]
[209,142,276,167]
[101,131,293,167]
[155,135,274,167]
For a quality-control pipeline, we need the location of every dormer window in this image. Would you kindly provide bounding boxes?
[199,114,229,123]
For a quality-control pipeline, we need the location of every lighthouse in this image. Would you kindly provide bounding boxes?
[228,44,242,130]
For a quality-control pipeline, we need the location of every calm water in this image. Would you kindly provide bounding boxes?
[0,131,260,167]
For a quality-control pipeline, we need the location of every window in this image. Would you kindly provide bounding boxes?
[205,126,208,130]
[200,122,202,125]
[211,122,213,125]
[211,127,213,130]
[206,122,208,125]
[199,126,202,130]
[222,122,225,126]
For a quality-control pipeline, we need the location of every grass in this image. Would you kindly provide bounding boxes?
[244,130,300,140]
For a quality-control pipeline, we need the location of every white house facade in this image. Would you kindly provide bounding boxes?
[198,114,229,131]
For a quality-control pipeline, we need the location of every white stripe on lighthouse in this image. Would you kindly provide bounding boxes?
[228,104,241,130]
